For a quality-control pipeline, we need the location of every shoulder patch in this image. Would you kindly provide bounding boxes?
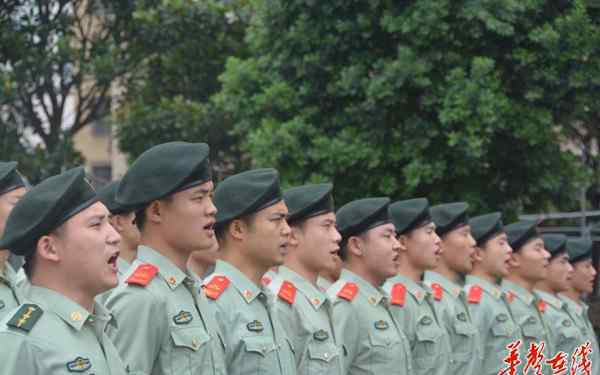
[431,282,443,301]
[337,282,359,301]
[537,299,546,313]
[261,275,273,286]
[7,304,43,332]
[505,290,515,304]
[278,280,297,304]
[390,283,406,306]
[203,275,230,300]
[467,285,483,304]
[126,264,158,286]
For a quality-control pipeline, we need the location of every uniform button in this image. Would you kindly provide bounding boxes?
[192,339,199,348]
[324,353,329,359]
[312,298,320,305]
[71,311,83,321]
[168,276,177,285]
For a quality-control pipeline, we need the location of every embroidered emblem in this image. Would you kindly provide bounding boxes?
[496,314,508,323]
[247,320,264,332]
[537,299,546,313]
[374,320,389,330]
[337,282,359,301]
[390,283,406,306]
[7,304,43,332]
[420,316,433,326]
[456,312,467,322]
[126,264,158,286]
[278,280,297,304]
[313,329,329,341]
[431,283,443,301]
[203,276,230,300]
[563,320,572,327]
[467,285,483,304]
[173,310,193,325]
[66,357,91,372]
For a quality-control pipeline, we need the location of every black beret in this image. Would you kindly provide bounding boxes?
[389,198,431,235]
[116,142,211,207]
[214,168,282,227]
[336,197,391,240]
[97,180,138,215]
[0,161,27,196]
[505,220,539,252]
[431,202,469,237]
[283,183,334,225]
[567,238,593,264]
[0,167,98,256]
[542,234,567,258]
[469,212,504,247]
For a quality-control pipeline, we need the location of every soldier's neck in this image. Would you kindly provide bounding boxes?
[139,235,188,273]
[119,243,137,264]
[284,254,319,285]
[396,257,423,283]
[220,248,268,287]
[534,282,555,295]
[504,274,535,292]
[30,274,95,313]
[433,262,461,284]
[562,289,582,303]
[469,268,499,285]
[345,260,384,287]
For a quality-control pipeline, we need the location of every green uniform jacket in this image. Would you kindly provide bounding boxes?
[423,271,482,375]
[560,294,600,375]
[0,286,128,375]
[0,263,20,321]
[382,274,451,375]
[203,260,297,375]
[465,275,522,375]
[328,269,412,375]
[268,266,343,375]
[106,246,227,375]
[501,280,551,373]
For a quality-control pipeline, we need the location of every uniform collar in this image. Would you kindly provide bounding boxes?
[28,286,116,331]
[559,294,585,316]
[137,245,189,290]
[214,260,265,304]
[277,266,327,309]
[533,289,564,310]
[501,279,535,306]
[340,269,385,306]
[385,274,427,304]
[424,271,462,298]
[465,275,502,300]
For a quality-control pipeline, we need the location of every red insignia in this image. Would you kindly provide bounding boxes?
[537,299,546,313]
[203,276,230,300]
[505,290,515,304]
[390,283,406,306]
[337,282,359,301]
[468,285,483,304]
[278,280,297,304]
[261,275,272,286]
[126,264,158,286]
[431,282,443,301]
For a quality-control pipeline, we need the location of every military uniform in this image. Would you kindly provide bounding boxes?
[0,286,127,374]
[330,269,412,375]
[535,290,583,356]
[269,266,342,375]
[423,271,482,374]
[560,295,600,375]
[0,265,20,320]
[465,275,522,374]
[383,274,451,375]
[204,260,297,375]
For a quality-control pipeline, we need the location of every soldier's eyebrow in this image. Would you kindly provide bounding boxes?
[270,211,288,220]
[322,218,336,225]
[87,214,107,223]
[192,187,212,196]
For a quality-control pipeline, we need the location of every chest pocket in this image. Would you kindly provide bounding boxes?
[491,319,518,338]
[241,335,280,374]
[521,317,544,340]
[170,328,213,375]
[415,316,443,357]
[303,341,340,375]
[558,322,580,344]
[368,330,403,371]
[451,320,477,366]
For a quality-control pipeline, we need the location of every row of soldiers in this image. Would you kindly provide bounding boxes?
[0,141,598,375]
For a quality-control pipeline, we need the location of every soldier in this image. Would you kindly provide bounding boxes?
[502,220,552,365]
[316,252,342,292]
[382,198,452,375]
[534,234,582,359]
[560,238,600,375]
[267,183,343,375]
[329,197,412,375]
[466,212,522,375]
[0,167,128,374]
[203,168,297,375]
[423,202,482,374]
[0,161,27,319]
[105,142,227,375]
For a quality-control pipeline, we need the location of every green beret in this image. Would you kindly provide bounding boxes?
[116,142,211,207]
[336,197,391,240]
[431,202,469,237]
[0,167,98,256]
[469,212,503,247]
[283,183,334,225]
[505,220,539,252]
[542,234,567,258]
[0,161,26,196]
[389,198,431,235]
[567,238,593,264]
[97,180,138,215]
[214,168,282,227]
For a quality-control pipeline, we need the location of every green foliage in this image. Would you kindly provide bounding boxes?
[215,0,600,216]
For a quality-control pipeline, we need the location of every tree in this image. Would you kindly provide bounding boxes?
[0,0,128,180]
[216,0,600,217]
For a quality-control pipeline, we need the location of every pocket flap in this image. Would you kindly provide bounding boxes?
[453,321,477,337]
[242,336,277,356]
[308,342,339,363]
[170,329,210,352]
[492,322,516,337]
[368,332,398,348]
[416,323,442,343]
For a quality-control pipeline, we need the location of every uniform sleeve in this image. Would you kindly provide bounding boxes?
[331,301,360,374]
[0,333,43,375]
[105,287,167,375]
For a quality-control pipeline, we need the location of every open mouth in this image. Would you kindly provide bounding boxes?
[204,221,215,236]
[108,253,119,268]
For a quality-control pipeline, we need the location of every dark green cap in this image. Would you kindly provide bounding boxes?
[116,142,211,207]
[0,161,26,196]
[389,198,431,235]
[336,197,391,240]
[542,234,567,258]
[283,183,334,225]
[214,168,282,227]
[469,212,503,247]
[0,167,98,256]
[431,202,469,237]
[567,238,593,264]
[97,180,138,215]
[505,220,539,252]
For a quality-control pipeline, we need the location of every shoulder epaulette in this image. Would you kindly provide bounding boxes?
[390,283,406,306]
[337,282,359,301]
[278,280,297,304]
[261,275,273,286]
[431,282,443,301]
[203,275,230,300]
[126,264,158,286]
[505,290,515,304]
[467,285,483,304]
[7,304,43,332]
[537,299,546,313]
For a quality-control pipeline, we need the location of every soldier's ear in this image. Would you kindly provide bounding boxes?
[146,200,163,225]
[37,234,60,263]
[347,236,364,257]
[473,247,484,262]
[229,219,245,241]
[288,226,301,247]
